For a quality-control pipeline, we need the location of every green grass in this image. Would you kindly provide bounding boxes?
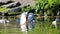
[0,20,60,34]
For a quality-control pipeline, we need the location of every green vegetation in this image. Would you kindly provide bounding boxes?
[21,5,31,13]
[0,0,60,16]
[0,7,8,13]
[34,0,60,16]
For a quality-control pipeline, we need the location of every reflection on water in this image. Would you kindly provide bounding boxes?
[0,16,60,34]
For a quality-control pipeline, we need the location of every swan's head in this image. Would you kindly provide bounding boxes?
[23,12,28,15]
[25,12,28,15]
[52,21,56,24]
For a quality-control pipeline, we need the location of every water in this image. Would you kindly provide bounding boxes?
[0,16,60,34]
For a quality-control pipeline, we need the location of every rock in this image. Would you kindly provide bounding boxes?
[1,2,21,8]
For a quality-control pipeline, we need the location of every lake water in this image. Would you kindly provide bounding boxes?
[0,16,60,34]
